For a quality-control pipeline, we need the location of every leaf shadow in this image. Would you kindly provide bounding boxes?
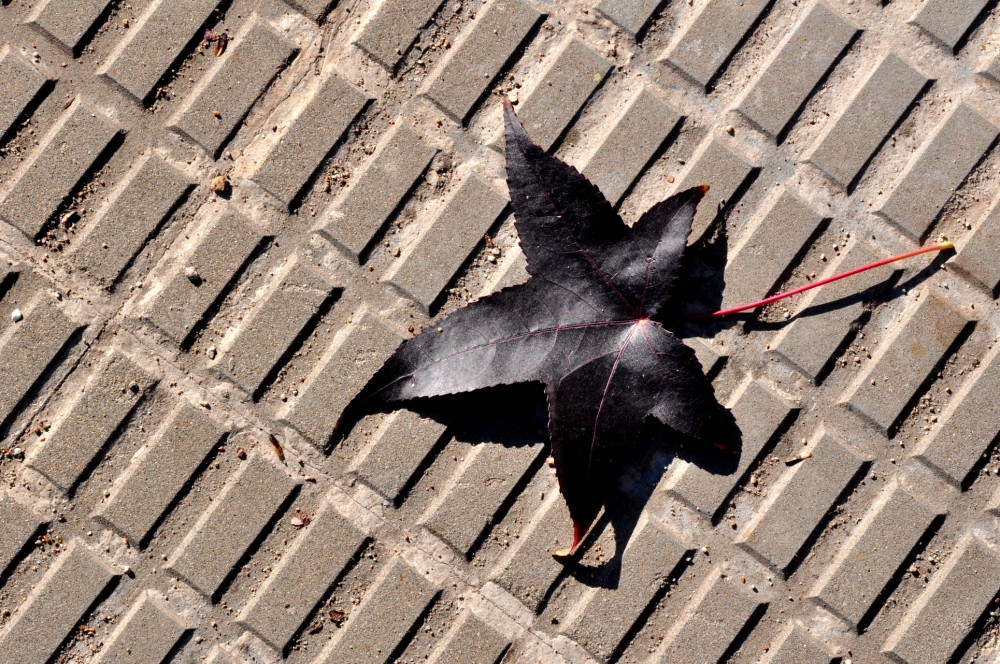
[397,383,550,449]
[566,418,741,591]
[739,250,950,332]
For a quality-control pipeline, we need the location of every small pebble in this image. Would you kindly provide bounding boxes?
[10,309,22,323]
[184,266,202,285]
[207,346,217,359]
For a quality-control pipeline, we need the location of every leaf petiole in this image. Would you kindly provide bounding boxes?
[705,241,955,318]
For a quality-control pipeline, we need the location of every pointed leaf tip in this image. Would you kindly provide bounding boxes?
[552,521,587,560]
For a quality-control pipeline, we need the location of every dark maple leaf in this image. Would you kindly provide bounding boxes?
[342,102,738,554]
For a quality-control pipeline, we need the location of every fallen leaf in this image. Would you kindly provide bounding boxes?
[342,102,737,555]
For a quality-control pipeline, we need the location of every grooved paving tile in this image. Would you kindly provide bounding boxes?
[883,535,1000,664]
[509,37,611,151]
[595,0,661,37]
[0,540,121,664]
[721,188,825,311]
[737,432,867,573]
[876,103,999,239]
[767,626,836,664]
[810,485,940,629]
[771,242,887,380]
[660,0,771,88]
[671,137,758,242]
[322,123,438,259]
[281,313,401,448]
[581,86,683,205]
[93,592,189,664]
[322,558,438,664]
[564,520,689,661]
[0,293,82,427]
[983,55,1000,83]
[491,491,572,611]
[665,378,795,519]
[27,0,111,53]
[238,501,368,653]
[99,0,220,103]
[0,46,49,140]
[955,195,1000,293]
[908,0,989,51]
[690,337,726,377]
[205,648,241,664]
[658,572,766,663]
[0,498,43,579]
[427,611,510,664]
[806,53,928,189]
[914,342,1000,487]
[843,293,968,433]
[354,0,445,70]
[384,173,508,311]
[93,403,225,547]
[72,154,192,289]
[422,439,542,555]
[0,100,121,238]
[27,352,155,493]
[735,0,858,140]
[168,16,296,158]
[350,409,447,501]
[250,72,370,207]
[285,0,337,21]
[166,454,300,599]
[211,259,336,396]
[140,207,266,343]
[423,0,543,122]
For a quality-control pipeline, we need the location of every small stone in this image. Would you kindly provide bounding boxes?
[210,174,231,195]
[507,90,518,104]
[206,346,217,359]
[10,309,22,323]
[725,125,735,135]
[184,266,202,285]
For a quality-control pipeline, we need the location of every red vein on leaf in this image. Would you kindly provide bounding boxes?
[704,241,954,318]
[587,325,638,479]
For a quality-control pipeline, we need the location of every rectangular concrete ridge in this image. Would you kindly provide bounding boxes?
[1,0,999,661]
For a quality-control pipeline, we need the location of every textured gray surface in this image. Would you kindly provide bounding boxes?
[1,1,1000,663]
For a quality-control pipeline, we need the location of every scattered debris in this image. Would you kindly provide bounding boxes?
[784,449,813,465]
[210,174,230,195]
[269,433,285,461]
